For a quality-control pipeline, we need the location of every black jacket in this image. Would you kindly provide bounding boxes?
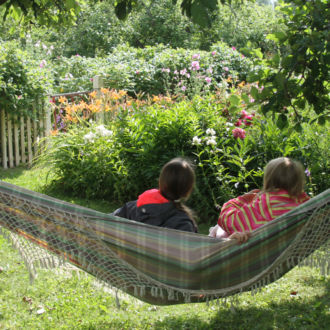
[112,189,197,233]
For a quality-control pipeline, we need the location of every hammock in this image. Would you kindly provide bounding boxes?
[0,180,329,305]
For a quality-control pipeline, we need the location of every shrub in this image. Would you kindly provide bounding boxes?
[0,40,53,117]
[38,87,329,225]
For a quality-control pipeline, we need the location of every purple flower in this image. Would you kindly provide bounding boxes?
[181,86,187,91]
[192,53,200,59]
[211,51,216,56]
[305,169,311,177]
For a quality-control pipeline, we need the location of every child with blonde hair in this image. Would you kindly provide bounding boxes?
[209,157,310,238]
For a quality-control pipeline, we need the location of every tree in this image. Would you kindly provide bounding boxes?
[1,0,328,125]
[248,0,329,127]
[0,0,83,26]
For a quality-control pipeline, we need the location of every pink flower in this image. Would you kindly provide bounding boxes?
[39,60,47,68]
[234,119,242,127]
[244,115,254,126]
[135,70,140,75]
[90,78,93,81]
[186,73,190,78]
[181,86,187,91]
[232,127,246,139]
[191,61,200,71]
[180,68,187,75]
[161,68,170,73]
[211,51,216,56]
[224,67,229,72]
[241,54,245,58]
[205,77,212,84]
[17,95,22,100]
[232,47,236,51]
[192,53,200,59]
[240,110,248,119]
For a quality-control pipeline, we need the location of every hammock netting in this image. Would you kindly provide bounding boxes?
[0,181,329,305]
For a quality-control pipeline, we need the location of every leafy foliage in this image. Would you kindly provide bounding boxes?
[0,40,52,117]
[247,0,329,127]
[37,90,329,224]
[0,0,82,27]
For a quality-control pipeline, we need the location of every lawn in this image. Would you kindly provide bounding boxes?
[0,166,329,329]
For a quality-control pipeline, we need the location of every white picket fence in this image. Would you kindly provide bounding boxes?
[0,76,104,169]
[0,101,52,169]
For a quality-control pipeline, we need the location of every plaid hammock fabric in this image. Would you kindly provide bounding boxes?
[0,180,329,305]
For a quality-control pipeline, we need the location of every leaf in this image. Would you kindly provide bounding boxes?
[229,94,240,106]
[115,1,128,20]
[250,86,259,100]
[276,113,288,129]
[191,1,211,27]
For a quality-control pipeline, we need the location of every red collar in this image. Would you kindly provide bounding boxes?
[137,189,169,207]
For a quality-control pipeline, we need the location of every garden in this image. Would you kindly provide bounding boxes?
[0,0,329,328]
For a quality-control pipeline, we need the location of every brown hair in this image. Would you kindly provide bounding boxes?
[159,157,197,230]
[263,157,305,198]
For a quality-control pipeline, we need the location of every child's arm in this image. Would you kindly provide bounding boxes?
[218,190,263,234]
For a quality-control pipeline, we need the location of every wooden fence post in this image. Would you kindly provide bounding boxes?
[7,118,14,168]
[20,116,26,164]
[14,115,20,167]
[1,110,7,169]
[93,75,104,123]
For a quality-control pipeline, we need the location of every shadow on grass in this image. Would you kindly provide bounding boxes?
[0,166,28,180]
[79,278,329,330]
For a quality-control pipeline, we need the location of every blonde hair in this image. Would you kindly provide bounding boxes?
[263,157,305,197]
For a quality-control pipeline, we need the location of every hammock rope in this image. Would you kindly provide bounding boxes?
[0,181,329,305]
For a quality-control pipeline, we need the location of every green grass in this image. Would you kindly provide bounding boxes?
[0,166,117,213]
[0,166,329,329]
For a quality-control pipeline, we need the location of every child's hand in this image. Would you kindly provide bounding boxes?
[228,231,251,244]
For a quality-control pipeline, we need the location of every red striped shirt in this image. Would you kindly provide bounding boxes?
[218,190,309,235]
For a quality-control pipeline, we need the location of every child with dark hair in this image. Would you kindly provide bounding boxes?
[112,157,198,232]
[209,157,310,238]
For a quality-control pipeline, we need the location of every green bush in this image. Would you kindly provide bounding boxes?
[0,40,53,117]
[38,91,329,225]
[102,43,253,96]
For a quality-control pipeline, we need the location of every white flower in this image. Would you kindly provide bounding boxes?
[95,125,113,137]
[234,182,240,188]
[225,122,234,126]
[83,132,96,143]
[206,137,217,146]
[192,136,202,146]
[206,128,216,136]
